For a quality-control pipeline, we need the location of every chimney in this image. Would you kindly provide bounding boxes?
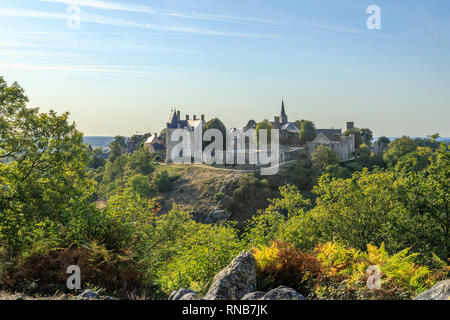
[193,115,197,120]
[186,115,190,121]
[201,114,205,121]
[346,122,354,130]
[177,111,181,120]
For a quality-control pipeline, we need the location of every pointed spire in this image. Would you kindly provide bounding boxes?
[281,99,288,125]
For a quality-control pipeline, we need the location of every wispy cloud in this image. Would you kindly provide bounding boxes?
[41,0,274,25]
[0,8,279,38]
[0,62,185,74]
[0,8,66,20]
[41,0,154,14]
[163,12,275,25]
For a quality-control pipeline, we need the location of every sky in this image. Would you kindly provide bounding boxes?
[0,0,449,137]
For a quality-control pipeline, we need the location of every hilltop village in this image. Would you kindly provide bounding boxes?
[120,101,384,166]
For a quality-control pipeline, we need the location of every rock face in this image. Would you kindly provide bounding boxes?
[80,289,101,299]
[241,291,266,300]
[260,286,305,300]
[168,288,198,300]
[413,280,450,300]
[203,251,256,300]
[204,209,232,224]
[179,292,200,300]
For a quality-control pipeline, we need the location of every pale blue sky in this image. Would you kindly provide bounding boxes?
[0,0,449,136]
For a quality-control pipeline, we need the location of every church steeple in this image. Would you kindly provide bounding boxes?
[281,99,288,125]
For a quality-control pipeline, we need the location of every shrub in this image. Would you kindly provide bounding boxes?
[143,208,243,294]
[129,174,155,198]
[152,171,172,193]
[1,242,150,297]
[253,242,321,295]
[313,242,436,300]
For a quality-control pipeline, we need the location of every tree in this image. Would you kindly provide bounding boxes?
[359,129,373,145]
[88,148,106,169]
[344,128,373,149]
[108,136,125,162]
[0,77,94,249]
[129,174,154,198]
[255,121,273,145]
[298,120,317,145]
[203,118,226,150]
[395,146,434,172]
[128,149,155,175]
[377,136,390,145]
[383,136,417,167]
[399,143,449,260]
[311,145,339,172]
[152,170,172,193]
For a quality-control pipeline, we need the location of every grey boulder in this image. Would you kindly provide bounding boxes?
[413,280,450,300]
[260,286,305,300]
[169,288,198,300]
[80,289,101,299]
[241,291,266,300]
[203,251,256,300]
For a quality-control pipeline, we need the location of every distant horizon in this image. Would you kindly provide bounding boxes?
[1,0,449,137]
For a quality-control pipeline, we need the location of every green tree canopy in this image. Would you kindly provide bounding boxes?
[255,121,273,145]
[298,120,317,145]
[203,117,226,149]
[383,136,418,167]
[311,145,340,172]
[0,77,94,249]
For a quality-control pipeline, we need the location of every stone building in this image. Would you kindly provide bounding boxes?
[144,132,165,154]
[306,132,355,160]
[165,109,206,163]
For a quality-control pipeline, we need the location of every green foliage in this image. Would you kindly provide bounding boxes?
[128,149,155,175]
[298,120,317,145]
[253,241,321,293]
[129,174,154,198]
[223,175,275,229]
[377,136,390,145]
[152,170,172,193]
[87,148,106,169]
[255,121,273,145]
[0,77,94,251]
[311,145,340,172]
[325,164,351,179]
[344,128,373,149]
[314,242,435,299]
[383,136,418,167]
[143,208,243,294]
[203,118,226,150]
[395,146,434,172]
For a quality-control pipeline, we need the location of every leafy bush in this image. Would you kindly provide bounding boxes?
[2,242,150,296]
[129,174,155,198]
[314,242,435,299]
[143,208,243,294]
[152,170,172,193]
[253,242,321,294]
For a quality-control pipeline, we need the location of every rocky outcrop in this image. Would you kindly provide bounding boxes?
[413,280,450,300]
[168,288,199,300]
[79,289,115,300]
[241,287,305,300]
[260,286,305,300]
[179,292,201,300]
[241,291,266,300]
[203,251,256,300]
[204,208,232,224]
[80,289,101,299]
